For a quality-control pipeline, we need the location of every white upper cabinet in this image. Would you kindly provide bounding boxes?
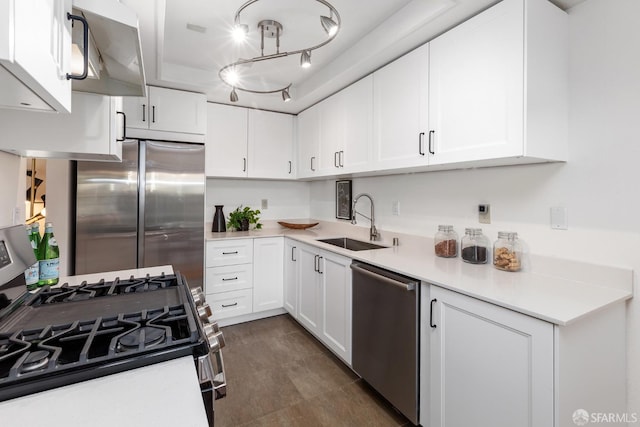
[428,0,568,166]
[0,0,72,112]
[296,104,321,179]
[248,109,294,179]
[206,103,248,178]
[206,103,295,179]
[318,76,372,175]
[372,43,429,170]
[0,92,124,161]
[123,86,206,136]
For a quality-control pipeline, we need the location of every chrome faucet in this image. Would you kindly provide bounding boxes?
[351,193,379,241]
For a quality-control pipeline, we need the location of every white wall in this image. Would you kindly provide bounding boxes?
[310,0,640,414]
[205,179,311,227]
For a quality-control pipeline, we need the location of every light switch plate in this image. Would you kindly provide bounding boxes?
[392,201,400,216]
[478,204,490,224]
[551,206,568,230]
[261,199,268,210]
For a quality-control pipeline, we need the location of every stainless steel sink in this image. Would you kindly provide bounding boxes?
[317,237,387,251]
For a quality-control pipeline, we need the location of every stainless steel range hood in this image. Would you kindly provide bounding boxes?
[71,0,146,97]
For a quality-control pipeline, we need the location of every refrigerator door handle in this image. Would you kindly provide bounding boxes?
[137,141,146,268]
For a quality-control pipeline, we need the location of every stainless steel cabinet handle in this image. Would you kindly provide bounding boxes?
[221,277,238,281]
[311,156,316,171]
[291,246,296,262]
[152,105,156,123]
[222,302,238,308]
[318,256,323,274]
[142,104,146,122]
[418,132,425,156]
[430,298,437,328]
[288,160,292,174]
[243,157,247,172]
[339,151,344,167]
[116,111,126,142]
[314,254,319,272]
[334,151,339,168]
[428,130,435,155]
[222,251,238,255]
[66,13,88,80]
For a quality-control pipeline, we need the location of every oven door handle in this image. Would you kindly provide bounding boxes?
[198,350,227,400]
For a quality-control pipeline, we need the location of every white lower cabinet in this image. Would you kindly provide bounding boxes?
[283,239,298,318]
[427,285,553,427]
[252,237,284,313]
[292,241,352,365]
[205,237,283,322]
[423,284,627,427]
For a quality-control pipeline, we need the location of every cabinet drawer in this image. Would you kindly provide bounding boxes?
[206,264,253,293]
[208,289,253,320]
[206,239,253,267]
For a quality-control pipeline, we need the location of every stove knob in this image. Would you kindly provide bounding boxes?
[190,287,206,306]
[204,324,226,352]
[208,322,220,333]
[197,304,213,322]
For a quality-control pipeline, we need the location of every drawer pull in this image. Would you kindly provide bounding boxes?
[222,251,239,255]
[222,302,238,308]
[222,277,238,281]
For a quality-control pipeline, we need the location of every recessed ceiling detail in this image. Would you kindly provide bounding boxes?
[218,0,341,103]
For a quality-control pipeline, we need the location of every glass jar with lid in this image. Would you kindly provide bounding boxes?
[460,228,490,264]
[434,225,458,258]
[493,231,522,272]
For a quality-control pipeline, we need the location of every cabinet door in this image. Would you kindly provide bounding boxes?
[205,103,248,177]
[283,239,298,318]
[429,286,553,427]
[296,105,320,179]
[373,43,429,170]
[252,237,284,313]
[428,0,524,165]
[122,94,148,129]
[148,86,206,134]
[317,91,343,174]
[341,75,372,174]
[7,0,72,112]
[320,250,352,364]
[248,110,294,179]
[0,92,123,160]
[296,243,321,335]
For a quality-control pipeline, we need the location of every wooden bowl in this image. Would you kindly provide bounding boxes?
[277,221,319,230]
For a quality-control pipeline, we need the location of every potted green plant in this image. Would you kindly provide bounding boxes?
[227,205,262,231]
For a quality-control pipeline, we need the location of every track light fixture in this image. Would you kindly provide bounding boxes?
[300,50,312,68]
[219,0,341,103]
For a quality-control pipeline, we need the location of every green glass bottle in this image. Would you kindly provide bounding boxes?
[37,222,59,286]
[24,224,40,290]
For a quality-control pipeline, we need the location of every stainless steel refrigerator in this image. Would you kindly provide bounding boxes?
[74,139,205,287]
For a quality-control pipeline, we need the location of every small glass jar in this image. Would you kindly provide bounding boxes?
[434,225,458,258]
[460,228,490,264]
[493,231,522,272]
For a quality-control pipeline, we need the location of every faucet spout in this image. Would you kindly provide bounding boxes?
[352,193,379,241]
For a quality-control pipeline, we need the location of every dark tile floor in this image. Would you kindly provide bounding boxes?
[215,314,412,427]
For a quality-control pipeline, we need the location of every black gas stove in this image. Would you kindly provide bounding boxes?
[0,225,224,426]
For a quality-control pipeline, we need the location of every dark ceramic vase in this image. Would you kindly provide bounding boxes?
[212,205,226,232]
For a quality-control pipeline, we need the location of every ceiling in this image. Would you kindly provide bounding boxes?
[122,0,586,114]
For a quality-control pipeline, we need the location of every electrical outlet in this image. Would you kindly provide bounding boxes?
[261,199,268,210]
[550,206,568,230]
[392,201,400,216]
[478,204,490,224]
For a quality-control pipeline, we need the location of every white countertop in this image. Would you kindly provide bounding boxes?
[207,222,633,326]
[0,356,209,427]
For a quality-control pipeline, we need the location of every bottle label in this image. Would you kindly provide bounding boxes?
[39,258,60,280]
[25,263,39,286]
[48,237,58,247]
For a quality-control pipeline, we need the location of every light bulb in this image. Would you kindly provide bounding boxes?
[231,24,248,43]
[300,50,311,68]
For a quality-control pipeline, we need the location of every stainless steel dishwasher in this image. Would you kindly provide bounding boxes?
[351,262,420,425]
